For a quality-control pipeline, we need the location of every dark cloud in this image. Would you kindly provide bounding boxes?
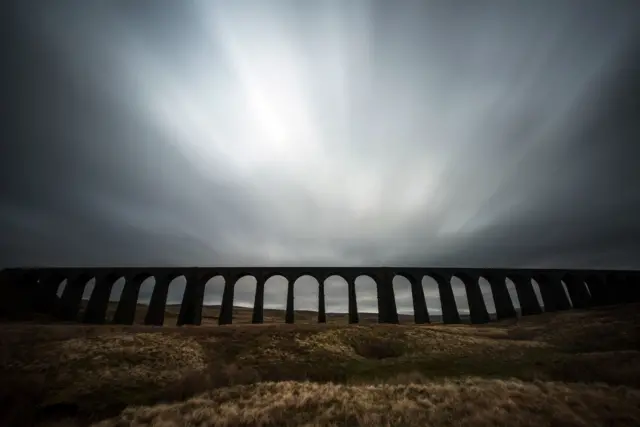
[4,0,640,314]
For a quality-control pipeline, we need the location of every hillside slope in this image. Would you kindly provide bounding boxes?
[1,303,639,426]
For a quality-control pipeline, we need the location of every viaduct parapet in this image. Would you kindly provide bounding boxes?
[1,267,638,326]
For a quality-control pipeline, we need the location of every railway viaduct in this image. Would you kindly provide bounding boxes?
[1,267,639,326]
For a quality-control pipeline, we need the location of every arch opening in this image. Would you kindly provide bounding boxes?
[263,274,288,323]
[450,276,468,323]
[530,278,545,311]
[203,275,225,325]
[138,276,157,324]
[233,275,257,323]
[505,278,522,317]
[163,275,187,325]
[106,276,126,322]
[560,280,574,308]
[422,275,441,323]
[392,275,414,323]
[294,275,322,324]
[354,275,378,324]
[56,279,67,298]
[478,277,496,321]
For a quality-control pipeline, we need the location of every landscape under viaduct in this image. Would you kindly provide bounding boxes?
[1,267,639,326]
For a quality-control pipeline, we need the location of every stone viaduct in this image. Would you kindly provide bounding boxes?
[0,267,639,326]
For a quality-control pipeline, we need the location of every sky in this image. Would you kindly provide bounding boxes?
[3,1,640,316]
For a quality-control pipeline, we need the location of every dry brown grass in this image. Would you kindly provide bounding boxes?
[1,303,639,427]
[91,377,640,427]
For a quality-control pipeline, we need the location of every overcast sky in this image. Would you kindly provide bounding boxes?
[3,1,640,316]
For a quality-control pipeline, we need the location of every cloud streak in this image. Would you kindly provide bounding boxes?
[4,0,640,314]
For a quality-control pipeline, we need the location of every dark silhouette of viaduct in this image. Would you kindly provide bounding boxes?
[1,267,639,326]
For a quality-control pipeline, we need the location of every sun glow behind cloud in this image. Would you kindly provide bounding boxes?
[117,1,449,259]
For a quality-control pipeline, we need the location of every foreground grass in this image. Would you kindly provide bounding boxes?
[1,303,639,426]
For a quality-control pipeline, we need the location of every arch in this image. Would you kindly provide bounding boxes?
[392,275,414,323]
[585,275,606,306]
[422,275,441,322]
[504,277,522,316]
[263,274,288,323]
[160,274,185,325]
[584,281,592,297]
[106,276,126,322]
[450,276,469,322]
[482,275,517,321]
[428,273,460,324]
[83,274,122,324]
[143,274,181,326]
[532,275,571,312]
[113,273,153,325]
[232,275,257,324]
[562,274,590,309]
[354,274,378,324]
[56,278,67,298]
[507,274,542,316]
[293,275,322,324]
[560,279,573,308]
[81,277,97,303]
[453,274,490,324]
[530,278,545,311]
[203,275,225,324]
[58,273,93,321]
[136,275,157,324]
[78,277,96,323]
[477,277,496,319]
[364,272,398,324]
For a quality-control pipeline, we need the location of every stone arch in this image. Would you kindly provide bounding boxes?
[532,274,571,312]
[293,275,322,324]
[562,273,590,309]
[105,276,126,322]
[482,275,517,321]
[506,274,542,316]
[396,272,428,324]
[203,275,225,324]
[559,279,573,308]
[449,275,469,322]
[504,277,521,316]
[585,274,606,305]
[392,274,413,323]
[530,277,545,311]
[81,277,97,303]
[584,281,592,297]
[82,273,124,324]
[144,272,178,326]
[56,278,67,297]
[138,275,159,324]
[231,274,258,323]
[427,272,460,323]
[263,274,288,323]
[58,272,93,321]
[477,276,496,319]
[162,275,187,325]
[421,275,441,322]
[454,273,490,324]
[113,272,153,325]
[354,274,378,324]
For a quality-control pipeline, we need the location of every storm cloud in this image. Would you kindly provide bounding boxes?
[3,1,640,315]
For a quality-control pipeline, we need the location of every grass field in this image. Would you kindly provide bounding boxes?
[1,302,639,426]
